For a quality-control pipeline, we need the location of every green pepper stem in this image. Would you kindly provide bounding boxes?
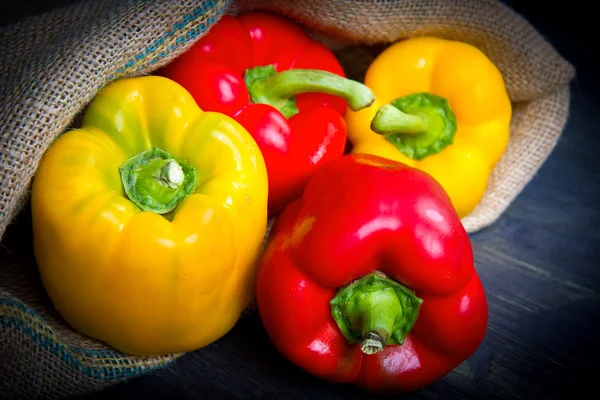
[245,65,375,119]
[369,92,458,160]
[361,330,387,355]
[370,104,426,135]
[330,271,423,355]
[158,160,185,188]
[119,147,196,214]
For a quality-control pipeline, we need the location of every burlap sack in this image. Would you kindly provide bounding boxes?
[0,0,575,399]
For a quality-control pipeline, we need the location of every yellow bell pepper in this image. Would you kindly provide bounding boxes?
[345,36,512,218]
[30,76,269,356]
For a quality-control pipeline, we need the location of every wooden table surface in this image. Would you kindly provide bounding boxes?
[3,1,599,399]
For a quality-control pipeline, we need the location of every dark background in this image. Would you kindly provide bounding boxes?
[1,1,599,399]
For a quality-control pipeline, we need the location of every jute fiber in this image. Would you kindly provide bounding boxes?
[0,0,574,399]
[0,1,230,399]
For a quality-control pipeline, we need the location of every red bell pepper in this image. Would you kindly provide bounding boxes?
[159,11,374,216]
[256,153,488,394]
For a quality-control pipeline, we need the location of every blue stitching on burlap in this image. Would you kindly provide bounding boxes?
[107,0,228,80]
[0,297,177,380]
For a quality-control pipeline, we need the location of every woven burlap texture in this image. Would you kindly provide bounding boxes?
[0,0,575,399]
[0,1,229,399]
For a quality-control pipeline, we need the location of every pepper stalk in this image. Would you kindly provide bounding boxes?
[370,92,458,160]
[119,147,197,214]
[330,271,423,355]
[245,65,376,119]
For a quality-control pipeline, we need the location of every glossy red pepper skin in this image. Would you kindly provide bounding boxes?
[160,12,349,216]
[256,153,488,394]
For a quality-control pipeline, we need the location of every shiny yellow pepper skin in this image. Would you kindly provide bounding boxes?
[31,76,269,356]
[346,36,512,218]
